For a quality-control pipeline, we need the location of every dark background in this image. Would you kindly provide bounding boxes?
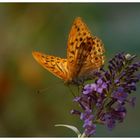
[0,3,140,137]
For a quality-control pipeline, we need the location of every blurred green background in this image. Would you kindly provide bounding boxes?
[0,3,140,137]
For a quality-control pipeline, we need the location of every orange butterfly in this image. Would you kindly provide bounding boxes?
[32,17,105,85]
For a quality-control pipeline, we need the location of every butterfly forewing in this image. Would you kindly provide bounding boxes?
[32,51,68,80]
[67,17,105,81]
[67,17,91,78]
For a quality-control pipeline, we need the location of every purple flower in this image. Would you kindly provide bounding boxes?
[128,82,136,91]
[103,105,126,130]
[114,79,119,84]
[112,87,128,103]
[83,84,92,95]
[80,109,94,121]
[95,79,107,94]
[71,53,140,137]
[83,84,96,95]
[83,122,96,136]
[111,105,127,123]
[83,79,107,95]
[80,109,96,136]
[103,113,116,130]
[96,98,103,107]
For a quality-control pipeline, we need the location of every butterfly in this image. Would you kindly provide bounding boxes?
[32,17,105,85]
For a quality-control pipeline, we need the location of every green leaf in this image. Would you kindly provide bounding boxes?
[55,124,81,137]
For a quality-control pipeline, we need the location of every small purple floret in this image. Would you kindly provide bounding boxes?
[96,79,107,94]
[112,87,128,103]
[80,109,93,121]
[104,113,116,130]
[83,122,96,136]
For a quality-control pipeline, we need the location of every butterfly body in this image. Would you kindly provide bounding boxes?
[32,17,105,85]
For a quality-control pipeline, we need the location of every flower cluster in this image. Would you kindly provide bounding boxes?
[71,53,140,137]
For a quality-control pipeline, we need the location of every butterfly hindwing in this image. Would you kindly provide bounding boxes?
[78,37,105,78]
[32,51,68,80]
